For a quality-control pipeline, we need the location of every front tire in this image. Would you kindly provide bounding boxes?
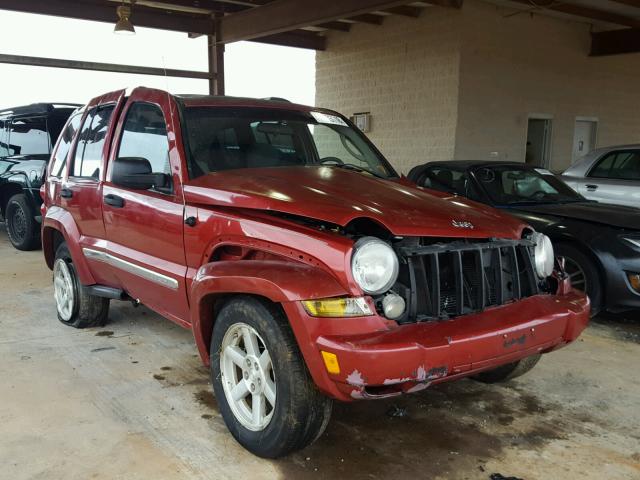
[54,243,109,328]
[555,243,602,316]
[211,296,332,458]
[472,354,541,383]
[5,193,40,251]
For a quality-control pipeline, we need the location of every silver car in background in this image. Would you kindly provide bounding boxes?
[561,145,640,208]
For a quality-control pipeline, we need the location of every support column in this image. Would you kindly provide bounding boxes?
[208,14,225,95]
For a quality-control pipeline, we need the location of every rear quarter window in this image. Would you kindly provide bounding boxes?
[72,105,115,179]
[49,113,82,178]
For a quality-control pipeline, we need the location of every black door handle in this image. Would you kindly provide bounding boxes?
[585,184,599,191]
[104,194,125,208]
[60,188,73,199]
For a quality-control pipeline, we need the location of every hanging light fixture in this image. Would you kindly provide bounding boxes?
[114,1,136,35]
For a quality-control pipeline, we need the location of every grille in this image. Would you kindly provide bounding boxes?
[397,239,539,322]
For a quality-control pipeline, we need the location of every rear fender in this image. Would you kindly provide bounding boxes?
[42,206,96,285]
[191,260,348,365]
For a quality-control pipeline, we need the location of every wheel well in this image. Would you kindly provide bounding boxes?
[197,293,282,364]
[42,227,65,270]
[0,183,24,218]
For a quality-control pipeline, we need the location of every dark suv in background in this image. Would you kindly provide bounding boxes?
[0,103,79,249]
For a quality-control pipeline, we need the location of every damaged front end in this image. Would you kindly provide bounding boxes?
[300,235,590,402]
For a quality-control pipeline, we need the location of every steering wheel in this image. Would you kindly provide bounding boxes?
[531,190,547,200]
[320,157,344,165]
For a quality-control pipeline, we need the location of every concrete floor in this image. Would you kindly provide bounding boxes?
[1,225,639,480]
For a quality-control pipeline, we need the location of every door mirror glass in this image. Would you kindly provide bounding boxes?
[112,157,169,190]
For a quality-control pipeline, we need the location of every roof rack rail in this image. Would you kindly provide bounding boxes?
[0,102,82,117]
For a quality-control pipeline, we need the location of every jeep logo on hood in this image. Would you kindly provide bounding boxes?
[452,219,474,229]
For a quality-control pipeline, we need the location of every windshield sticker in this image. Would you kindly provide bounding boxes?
[310,111,348,127]
[534,168,554,176]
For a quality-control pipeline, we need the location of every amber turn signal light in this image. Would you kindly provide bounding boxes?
[321,351,340,375]
[628,273,640,293]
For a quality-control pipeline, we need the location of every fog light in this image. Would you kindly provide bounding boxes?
[321,351,340,375]
[382,293,406,320]
[628,273,640,293]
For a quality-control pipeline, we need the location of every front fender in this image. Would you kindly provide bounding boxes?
[42,206,96,285]
[190,260,349,364]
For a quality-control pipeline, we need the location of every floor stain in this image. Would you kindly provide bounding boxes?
[91,346,116,353]
[592,313,640,344]
[153,374,165,381]
[273,380,596,480]
[194,390,218,412]
[95,331,114,337]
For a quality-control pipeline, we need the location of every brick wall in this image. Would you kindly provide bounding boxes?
[315,7,462,174]
[315,0,640,174]
[455,1,640,171]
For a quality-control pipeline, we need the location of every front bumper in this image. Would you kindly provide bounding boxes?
[285,285,589,402]
[592,233,640,312]
[604,260,640,312]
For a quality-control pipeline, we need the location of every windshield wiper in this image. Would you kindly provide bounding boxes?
[329,163,386,179]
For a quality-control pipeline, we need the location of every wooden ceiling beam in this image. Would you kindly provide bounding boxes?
[608,0,640,8]
[382,5,422,17]
[249,30,326,50]
[216,0,416,43]
[317,21,352,32]
[508,0,640,28]
[344,13,385,24]
[591,27,640,56]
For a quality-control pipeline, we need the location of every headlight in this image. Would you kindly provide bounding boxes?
[530,232,554,278]
[351,237,399,295]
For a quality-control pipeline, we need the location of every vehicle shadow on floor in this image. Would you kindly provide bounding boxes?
[101,301,625,480]
[591,311,640,344]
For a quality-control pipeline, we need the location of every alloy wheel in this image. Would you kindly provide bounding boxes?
[220,322,276,431]
[53,259,75,321]
[560,256,587,292]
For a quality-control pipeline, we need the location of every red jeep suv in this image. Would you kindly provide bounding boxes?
[41,87,590,458]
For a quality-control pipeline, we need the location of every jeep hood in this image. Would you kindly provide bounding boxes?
[183,166,526,238]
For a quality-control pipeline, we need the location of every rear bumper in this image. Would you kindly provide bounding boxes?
[285,287,589,402]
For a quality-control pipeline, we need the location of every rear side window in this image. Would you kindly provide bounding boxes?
[73,105,115,178]
[590,151,640,181]
[117,102,170,175]
[8,116,49,156]
[49,113,82,178]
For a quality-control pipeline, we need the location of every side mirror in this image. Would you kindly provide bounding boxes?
[112,157,169,190]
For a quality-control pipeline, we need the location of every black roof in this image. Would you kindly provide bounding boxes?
[419,160,538,170]
[0,103,81,118]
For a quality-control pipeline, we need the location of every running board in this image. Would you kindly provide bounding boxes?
[86,285,129,300]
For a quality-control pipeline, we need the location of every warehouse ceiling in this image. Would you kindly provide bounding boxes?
[489,0,640,56]
[0,0,463,51]
[0,0,638,61]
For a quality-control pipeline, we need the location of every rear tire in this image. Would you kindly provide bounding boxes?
[555,243,602,317]
[472,354,541,383]
[210,296,332,458]
[54,243,109,328]
[5,193,40,251]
